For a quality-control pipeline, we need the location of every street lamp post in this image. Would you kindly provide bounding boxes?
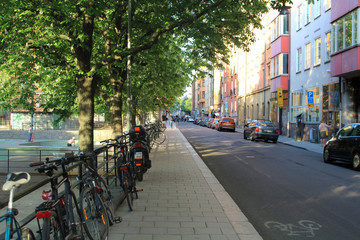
[126,0,132,131]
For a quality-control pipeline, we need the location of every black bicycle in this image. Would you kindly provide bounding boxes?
[102,136,141,211]
[30,157,87,240]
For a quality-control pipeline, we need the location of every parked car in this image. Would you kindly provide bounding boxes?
[243,120,279,143]
[207,118,214,128]
[187,117,195,122]
[200,118,210,127]
[211,119,219,129]
[323,123,360,170]
[216,117,236,132]
[194,117,202,125]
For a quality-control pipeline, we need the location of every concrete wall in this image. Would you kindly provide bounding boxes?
[0,129,113,142]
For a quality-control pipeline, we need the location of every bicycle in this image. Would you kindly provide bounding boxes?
[0,172,35,240]
[30,157,87,240]
[102,136,141,211]
[77,152,120,239]
[116,135,142,211]
[147,121,166,147]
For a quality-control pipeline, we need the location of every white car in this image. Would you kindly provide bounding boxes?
[187,117,195,122]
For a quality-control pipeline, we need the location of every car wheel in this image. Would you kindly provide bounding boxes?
[323,146,333,163]
[272,139,277,143]
[352,153,360,171]
[243,133,247,139]
[249,133,255,141]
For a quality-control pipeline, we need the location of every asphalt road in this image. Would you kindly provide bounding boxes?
[178,122,360,240]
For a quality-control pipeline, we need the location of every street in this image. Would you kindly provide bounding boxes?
[178,122,360,240]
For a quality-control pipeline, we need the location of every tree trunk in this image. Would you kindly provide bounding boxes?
[74,11,95,154]
[109,90,123,137]
[77,75,95,154]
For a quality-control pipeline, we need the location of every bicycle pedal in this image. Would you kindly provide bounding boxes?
[136,189,143,192]
[114,216,122,224]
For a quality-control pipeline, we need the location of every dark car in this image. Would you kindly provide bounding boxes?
[243,120,279,143]
[194,117,202,125]
[323,123,360,170]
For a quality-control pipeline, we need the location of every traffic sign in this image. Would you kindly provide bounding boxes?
[307,91,314,108]
[277,88,283,107]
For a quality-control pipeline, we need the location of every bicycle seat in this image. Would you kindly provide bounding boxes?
[2,172,31,191]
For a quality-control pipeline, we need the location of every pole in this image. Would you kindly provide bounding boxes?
[126,0,132,132]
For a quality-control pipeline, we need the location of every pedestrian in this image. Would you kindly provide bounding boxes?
[67,137,76,147]
[169,114,174,128]
[175,115,179,128]
[319,120,331,147]
[162,112,167,128]
[28,125,33,142]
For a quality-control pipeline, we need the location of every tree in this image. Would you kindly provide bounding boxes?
[0,0,292,153]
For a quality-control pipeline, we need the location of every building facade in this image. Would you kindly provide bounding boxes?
[192,0,359,142]
[331,0,360,125]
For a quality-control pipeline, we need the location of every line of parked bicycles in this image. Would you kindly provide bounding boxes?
[0,120,166,240]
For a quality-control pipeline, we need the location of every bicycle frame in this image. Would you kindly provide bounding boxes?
[0,205,22,239]
[32,158,85,239]
[1,172,32,240]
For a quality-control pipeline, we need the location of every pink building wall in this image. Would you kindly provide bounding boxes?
[270,36,290,58]
[331,0,359,22]
[331,47,360,76]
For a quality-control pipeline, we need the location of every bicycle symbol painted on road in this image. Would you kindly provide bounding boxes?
[265,220,322,237]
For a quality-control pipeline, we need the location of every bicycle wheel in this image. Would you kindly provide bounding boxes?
[40,212,63,240]
[21,227,35,240]
[67,190,86,239]
[96,175,115,225]
[124,171,134,211]
[154,131,166,145]
[80,187,109,240]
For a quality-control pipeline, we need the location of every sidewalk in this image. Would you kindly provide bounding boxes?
[109,128,263,240]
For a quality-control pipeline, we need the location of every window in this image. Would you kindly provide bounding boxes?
[297,4,303,30]
[314,0,321,18]
[325,32,331,61]
[338,125,353,137]
[345,14,352,48]
[305,106,320,122]
[305,43,311,69]
[291,91,303,122]
[291,107,303,122]
[296,48,302,72]
[332,9,359,54]
[292,91,302,106]
[322,83,340,111]
[271,14,289,41]
[202,91,205,99]
[351,125,360,136]
[306,3,311,24]
[315,38,321,65]
[327,0,331,10]
[270,53,288,78]
[202,80,205,87]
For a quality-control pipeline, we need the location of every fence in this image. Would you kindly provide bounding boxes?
[0,143,124,238]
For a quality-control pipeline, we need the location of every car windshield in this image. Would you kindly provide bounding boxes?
[258,121,275,127]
